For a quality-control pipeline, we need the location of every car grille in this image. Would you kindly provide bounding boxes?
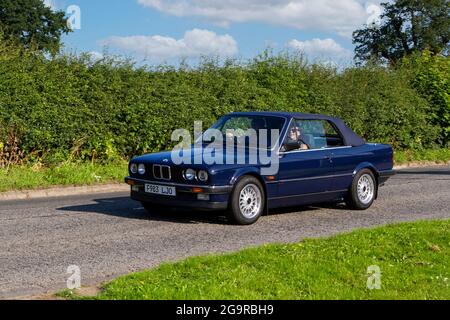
[153,165,172,181]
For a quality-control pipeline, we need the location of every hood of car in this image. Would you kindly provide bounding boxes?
[132,150,176,165]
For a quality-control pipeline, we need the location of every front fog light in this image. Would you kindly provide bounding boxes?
[138,164,146,175]
[197,194,210,201]
[130,163,138,174]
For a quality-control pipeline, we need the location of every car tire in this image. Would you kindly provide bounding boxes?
[228,176,265,225]
[346,169,377,210]
[141,202,166,214]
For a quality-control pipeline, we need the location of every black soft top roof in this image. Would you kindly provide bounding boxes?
[231,111,366,147]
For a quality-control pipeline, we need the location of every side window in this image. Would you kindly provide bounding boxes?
[322,121,344,147]
[222,117,252,132]
[295,120,344,149]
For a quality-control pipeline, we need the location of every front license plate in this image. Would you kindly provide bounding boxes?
[145,184,176,197]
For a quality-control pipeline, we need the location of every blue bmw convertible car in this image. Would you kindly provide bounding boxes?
[125,112,395,225]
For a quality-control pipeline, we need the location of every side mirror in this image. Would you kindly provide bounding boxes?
[283,140,301,152]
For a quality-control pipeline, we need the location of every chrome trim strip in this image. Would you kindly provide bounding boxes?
[266,173,353,184]
[125,177,232,191]
[269,189,348,200]
[278,146,352,155]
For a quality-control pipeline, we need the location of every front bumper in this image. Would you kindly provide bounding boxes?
[125,177,232,210]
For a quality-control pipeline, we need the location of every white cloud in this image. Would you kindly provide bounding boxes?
[287,38,352,61]
[88,51,104,61]
[100,29,238,60]
[138,0,383,38]
[43,0,58,10]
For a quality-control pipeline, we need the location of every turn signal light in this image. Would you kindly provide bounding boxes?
[192,187,205,194]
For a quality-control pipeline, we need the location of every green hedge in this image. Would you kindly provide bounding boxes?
[0,42,447,165]
[406,51,450,146]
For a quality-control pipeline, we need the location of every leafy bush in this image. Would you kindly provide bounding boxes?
[403,51,450,147]
[0,41,446,166]
[332,65,440,149]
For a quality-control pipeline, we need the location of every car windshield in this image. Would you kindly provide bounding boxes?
[203,115,286,149]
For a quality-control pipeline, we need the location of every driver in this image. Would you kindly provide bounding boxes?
[286,125,309,151]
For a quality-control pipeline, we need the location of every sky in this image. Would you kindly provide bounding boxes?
[43,0,385,65]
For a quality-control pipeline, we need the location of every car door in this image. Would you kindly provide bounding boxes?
[318,120,361,192]
[328,146,364,192]
[277,119,334,199]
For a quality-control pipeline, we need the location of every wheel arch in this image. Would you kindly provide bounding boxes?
[352,162,380,199]
[229,168,269,215]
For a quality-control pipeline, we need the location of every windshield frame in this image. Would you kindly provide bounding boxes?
[199,114,289,151]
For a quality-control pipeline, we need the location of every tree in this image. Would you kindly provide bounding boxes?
[0,0,71,54]
[353,0,450,64]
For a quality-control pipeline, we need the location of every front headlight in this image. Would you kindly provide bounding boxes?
[197,170,209,182]
[138,164,146,175]
[130,163,138,174]
[184,168,196,181]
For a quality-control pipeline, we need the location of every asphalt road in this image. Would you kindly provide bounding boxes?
[1,166,449,299]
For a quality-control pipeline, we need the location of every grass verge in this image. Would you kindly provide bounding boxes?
[394,148,450,165]
[0,161,127,193]
[62,220,450,300]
